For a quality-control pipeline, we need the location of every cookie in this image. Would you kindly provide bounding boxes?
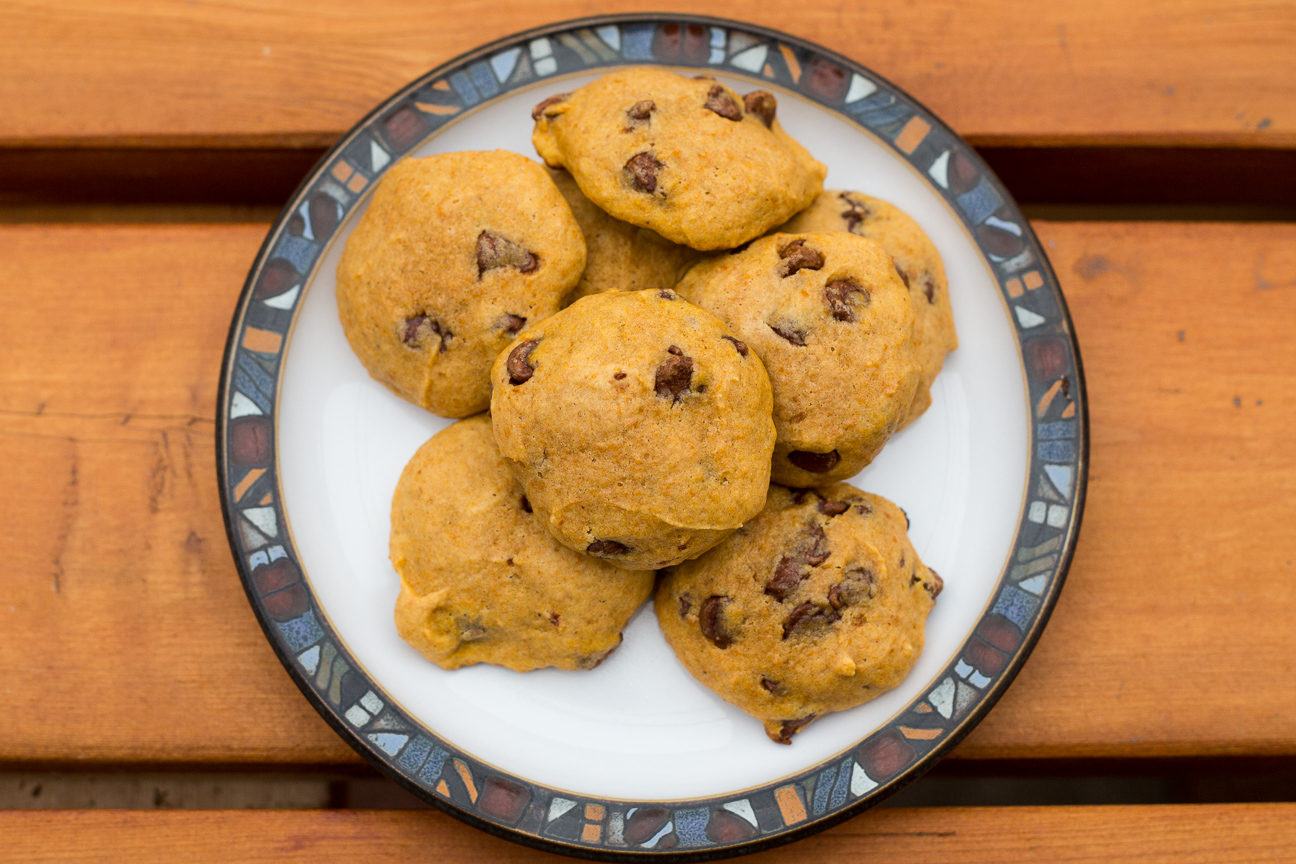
[656,483,941,743]
[490,288,776,571]
[675,232,919,487]
[779,191,958,427]
[392,415,653,672]
[548,167,700,303]
[337,150,586,417]
[532,68,826,251]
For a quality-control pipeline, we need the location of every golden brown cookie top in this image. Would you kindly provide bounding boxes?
[657,483,940,743]
[490,288,776,569]
[532,68,825,251]
[675,232,919,485]
[336,150,585,417]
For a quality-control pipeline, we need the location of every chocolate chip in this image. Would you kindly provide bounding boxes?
[699,595,734,648]
[781,602,839,640]
[760,676,782,694]
[828,567,878,610]
[824,279,869,322]
[721,335,749,357]
[548,611,560,626]
[765,555,806,602]
[613,371,627,380]
[769,321,808,346]
[507,339,539,385]
[770,714,817,744]
[894,262,911,288]
[839,193,871,233]
[921,274,937,304]
[899,506,910,529]
[627,100,655,121]
[704,84,743,121]
[531,93,569,121]
[576,634,623,669]
[855,502,873,516]
[802,524,829,565]
[501,313,527,333]
[520,495,532,513]
[789,489,813,505]
[477,231,538,276]
[625,152,663,194]
[743,91,777,127]
[924,569,944,599]
[678,593,692,618]
[457,617,487,642]
[655,349,693,403]
[658,289,677,300]
[818,499,850,516]
[402,315,452,352]
[789,450,840,473]
[776,239,824,277]
[587,539,630,556]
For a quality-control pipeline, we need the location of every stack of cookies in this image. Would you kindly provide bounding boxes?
[336,68,956,744]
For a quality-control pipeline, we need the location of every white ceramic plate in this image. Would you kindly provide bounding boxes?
[219,15,1086,859]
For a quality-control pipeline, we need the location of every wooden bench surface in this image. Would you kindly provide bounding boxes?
[4,805,1295,862]
[1,220,1293,767]
[1,0,1292,148]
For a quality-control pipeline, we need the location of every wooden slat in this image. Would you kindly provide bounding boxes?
[2,805,1295,863]
[0,222,1294,767]
[0,1,1293,149]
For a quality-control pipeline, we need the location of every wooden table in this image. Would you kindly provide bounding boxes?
[2,2,1295,861]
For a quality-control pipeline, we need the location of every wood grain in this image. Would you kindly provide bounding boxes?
[2,805,1295,862]
[0,1,1293,149]
[0,222,1294,767]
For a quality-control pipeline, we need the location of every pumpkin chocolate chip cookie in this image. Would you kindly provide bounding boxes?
[780,191,958,427]
[490,288,776,571]
[392,415,652,672]
[675,232,920,486]
[656,483,941,743]
[336,150,586,417]
[532,68,825,251]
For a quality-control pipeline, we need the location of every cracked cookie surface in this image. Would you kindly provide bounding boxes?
[532,68,825,251]
[490,289,776,570]
[337,150,586,417]
[392,415,652,672]
[676,232,919,486]
[655,483,940,743]
[780,191,958,428]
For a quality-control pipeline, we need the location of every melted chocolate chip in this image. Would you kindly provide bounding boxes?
[627,99,656,121]
[899,506,910,529]
[765,555,806,602]
[743,90,777,127]
[402,315,452,352]
[531,93,569,121]
[700,595,734,649]
[658,289,677,300]
[548,611,560,626]
[507,339,539,385]
[921,274,937,304]
[678,593,692,618]
[770,714,817,744]
[789,449,840,473]
[587,539,630,556]
[802,524,829,565]
[840,194,871,233]
[721,335,749,357]
[924,569,944,599]
[828,567,878,610]
[576,634,623,669]
[894,262,911,288]
[501,313,527,333]
[760,676,782,694]
[477,231,539,276]
[824,279,869,322]
[781,602,840,639]
[625,152,663,193]
[855,502,873,516]
[776,239,825,277]
[613,371,627,380]
[704,84,742,121]
[457,617,487,642]
[769,321,808,346]
[520,495,532,513]
[818,499,850,516]
[655,348,693,403]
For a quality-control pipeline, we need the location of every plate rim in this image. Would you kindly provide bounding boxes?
[216,12,1089,860]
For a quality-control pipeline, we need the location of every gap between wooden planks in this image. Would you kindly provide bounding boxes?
[0,0,1292,148]
[0,222,1293,767]
[2,805,1295,862]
